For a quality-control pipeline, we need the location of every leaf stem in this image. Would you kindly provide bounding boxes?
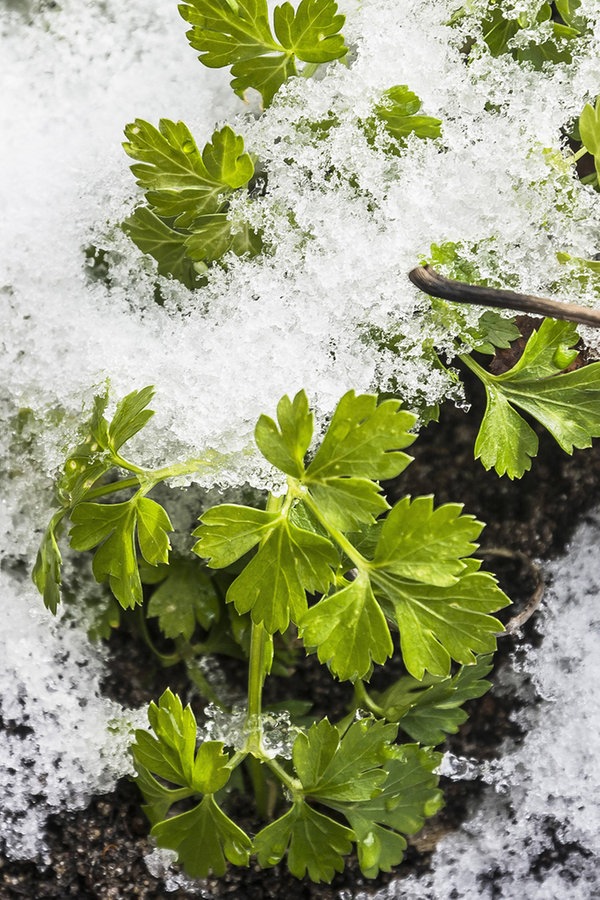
[353,679,386,718]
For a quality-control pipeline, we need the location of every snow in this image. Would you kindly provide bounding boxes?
[1,0,600,891]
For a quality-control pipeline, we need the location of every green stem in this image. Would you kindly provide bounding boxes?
[84,477,140,501]
[263,756,303,796]
[571,146,589,163]
[301,62,319,79]
[459,352,491,383]
[353,679,386,718]
[134,606,181,666]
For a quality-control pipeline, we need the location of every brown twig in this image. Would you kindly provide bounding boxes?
[481,548,545,636]
[409,265,600,329]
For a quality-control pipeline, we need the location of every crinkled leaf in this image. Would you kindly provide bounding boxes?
[180,0,347,107]
[32,511,65,614]
[108,386,156,453]
[306,392,416,482]
[374,655,493,744]
[373,564,509,679]
[274,0,347,63]
[326,745,443,878]
[299,573,393,681]
[373,496,482,587]
[124,120,253,224]
[69,496,172,608]
[469,319,600,478]
[227,518,336,633]
[255,389,313,478]
[152,794,251,878]
[374,85,441,143]
[193,504,279,567]
[147,560,221,639]
[123,207,199,288]
[293,717,397,802]
[254,800,353,882]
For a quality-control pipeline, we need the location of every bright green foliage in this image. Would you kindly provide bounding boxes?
[466,318,600,478]
[256,719,442,880]
[328,744,443,877]
[179,0,348,107]
[372,561,507,679]
[147,560,221,639]
[578,96,600,181]
[33,387,163,611]
[70,496,173,608]
[123,121,258,285]
[300,572,394,681]
[132,689,251,877]
[371,655,493,744]
[195,505,337,633]
[372,496,482,587]
[254,800,353,881]
[373,85,442,145]
[194,390,508,680]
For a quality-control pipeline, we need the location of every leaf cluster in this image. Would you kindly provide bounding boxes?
[33,387,174,612]
[132,690,443,881]
[464,318,600,478]
[179,0,348,108]
[123,120,260,288]
[194,390,509,681]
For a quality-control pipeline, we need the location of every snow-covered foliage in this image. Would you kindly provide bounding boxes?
[2,0,600,891]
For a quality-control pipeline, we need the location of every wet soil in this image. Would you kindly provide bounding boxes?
[2,363,600,900]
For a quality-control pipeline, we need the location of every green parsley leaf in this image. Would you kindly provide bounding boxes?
[152,795,252,877]
[467,319,600,478]
[226,517,336,632]
[179,0,347,107]
[123,208,201,288]
[254,800,353,881]
[147,560,221,639]
[326,744,443,878]
[372,655,493,744]
[255,389,314,478]
[374,85,442,144]
[299,572,393,681]
[133,690,251,876]
[32,511,65,614]
[124,120,254,224]
[69,496,173,608]
[372,562,509,679]
[472,310,521,355]
[294,717,397,801]
[372,496,482,587]
[193,505,280,567]
[306,392,416,482]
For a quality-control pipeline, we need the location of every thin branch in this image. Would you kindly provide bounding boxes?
[481,548,545,636]
[409,265,600,329]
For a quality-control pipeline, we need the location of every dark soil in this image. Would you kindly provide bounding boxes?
[2,361,600,900]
